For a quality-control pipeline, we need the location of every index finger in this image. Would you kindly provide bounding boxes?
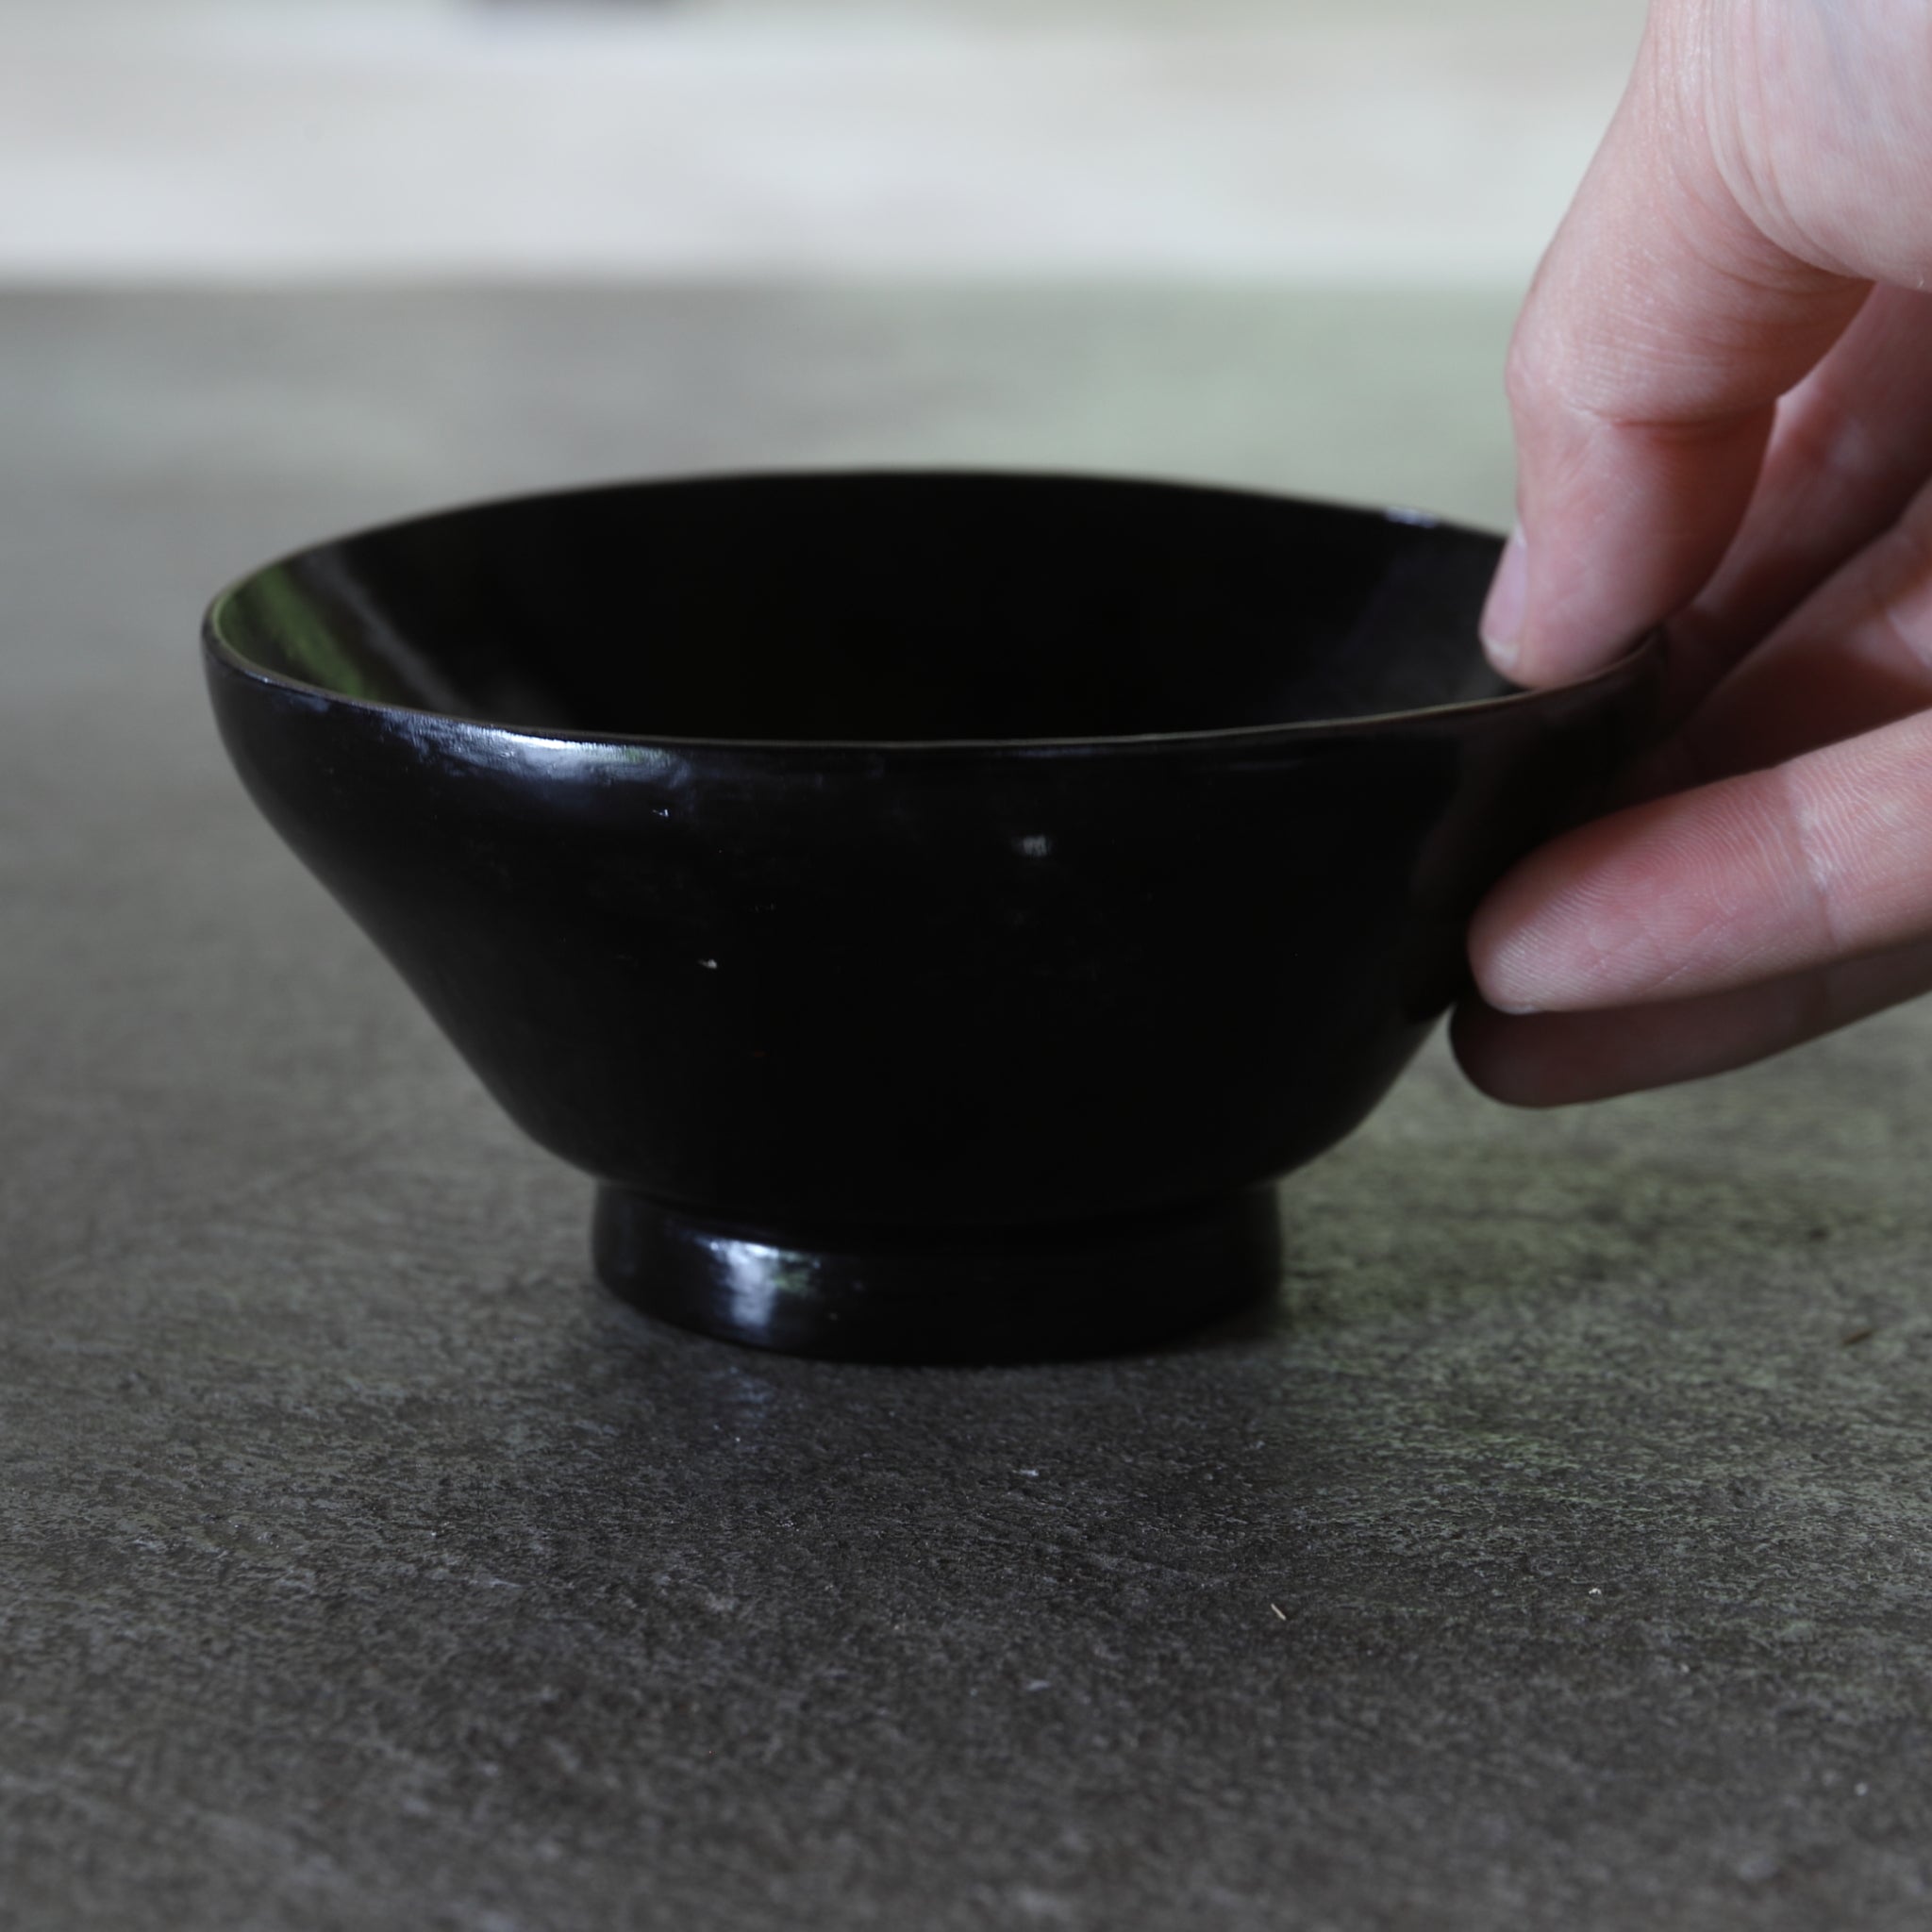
[1482,5,1869,686]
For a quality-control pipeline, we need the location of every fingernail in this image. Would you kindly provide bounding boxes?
[1480,525,1528,675]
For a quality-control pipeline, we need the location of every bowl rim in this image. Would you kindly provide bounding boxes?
[201,466,1664,756]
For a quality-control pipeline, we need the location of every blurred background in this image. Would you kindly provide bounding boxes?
[4,0,1643,283]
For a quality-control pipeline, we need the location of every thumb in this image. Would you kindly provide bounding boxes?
[1482,3,1869,688]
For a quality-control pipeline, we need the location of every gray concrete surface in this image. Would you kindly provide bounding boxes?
[5,287,1932,1930]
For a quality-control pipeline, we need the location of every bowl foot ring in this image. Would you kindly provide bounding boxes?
[593,1186,1283,1364]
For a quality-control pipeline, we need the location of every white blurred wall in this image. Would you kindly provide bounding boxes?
[0,0,1643,281]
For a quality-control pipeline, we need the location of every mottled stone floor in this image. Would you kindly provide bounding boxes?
[5,288,1930,1930]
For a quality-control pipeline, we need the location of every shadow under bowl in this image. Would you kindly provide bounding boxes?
[203,470,1660,1363]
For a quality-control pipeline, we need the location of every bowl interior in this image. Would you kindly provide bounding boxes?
[211,472,1511,743]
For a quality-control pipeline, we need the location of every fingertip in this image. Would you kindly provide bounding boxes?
[1479,525,1527,678]
[1465,864,1551,1018]
[1480,525,1637,691]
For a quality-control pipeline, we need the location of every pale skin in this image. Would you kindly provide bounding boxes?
[1453,0,1932,1105]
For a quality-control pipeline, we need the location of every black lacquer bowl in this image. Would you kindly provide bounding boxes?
[205,471,1659,1362]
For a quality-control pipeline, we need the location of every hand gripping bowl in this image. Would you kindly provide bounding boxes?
[204,471,1659,1363]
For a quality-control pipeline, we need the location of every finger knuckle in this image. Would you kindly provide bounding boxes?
[1503,321,1572,422]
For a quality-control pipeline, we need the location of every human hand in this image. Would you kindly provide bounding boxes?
[1453,0,1932,1105]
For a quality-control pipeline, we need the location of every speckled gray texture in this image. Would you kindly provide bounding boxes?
[5,288,1932,1931]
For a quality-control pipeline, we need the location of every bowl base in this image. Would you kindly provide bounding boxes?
[592,1186,1283,1364]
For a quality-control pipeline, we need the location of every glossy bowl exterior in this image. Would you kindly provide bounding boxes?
[204,471,1661,1360]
